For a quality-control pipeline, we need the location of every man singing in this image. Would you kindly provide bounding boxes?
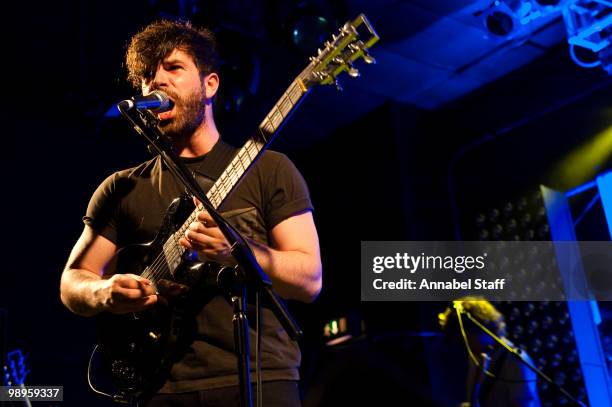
[60,19,321,406]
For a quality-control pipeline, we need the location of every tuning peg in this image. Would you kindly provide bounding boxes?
[335,79,343,92]
[363,51,376,64]
[347,64,360,78]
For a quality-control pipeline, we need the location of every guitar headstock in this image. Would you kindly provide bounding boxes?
[302,14,379,90]
[3,349,29,386]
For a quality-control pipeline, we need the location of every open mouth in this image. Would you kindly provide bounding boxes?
[157,109,174,121]
[157,103,175,121]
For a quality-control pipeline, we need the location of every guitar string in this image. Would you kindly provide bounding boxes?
[139,139,264,285]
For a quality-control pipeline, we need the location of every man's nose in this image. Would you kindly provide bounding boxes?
[148,66,170,91]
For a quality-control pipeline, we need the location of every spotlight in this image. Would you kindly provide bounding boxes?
[481,0,567,37]
[486,10,516,36]
[482,0,533,37]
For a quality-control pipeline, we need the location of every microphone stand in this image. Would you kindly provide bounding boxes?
[117,102,303,407]
[456,305,586,407]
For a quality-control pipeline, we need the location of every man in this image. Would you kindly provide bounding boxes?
[60,19,322,406]
[439,297,541,407]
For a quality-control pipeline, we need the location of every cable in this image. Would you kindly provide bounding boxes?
[87,345,114,400]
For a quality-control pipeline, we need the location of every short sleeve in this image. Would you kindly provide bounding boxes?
[263,153,313,230]
[83,172,125,244]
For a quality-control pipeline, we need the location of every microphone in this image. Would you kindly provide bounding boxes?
[117,90,173,112]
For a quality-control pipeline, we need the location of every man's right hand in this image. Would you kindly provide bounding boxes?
[96,274,159,314]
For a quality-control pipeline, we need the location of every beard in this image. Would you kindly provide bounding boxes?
[159,87,206,139]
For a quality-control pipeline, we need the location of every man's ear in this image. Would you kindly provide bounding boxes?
[203,72,220,100]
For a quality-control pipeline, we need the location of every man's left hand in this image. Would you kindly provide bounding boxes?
[179,210,236,265]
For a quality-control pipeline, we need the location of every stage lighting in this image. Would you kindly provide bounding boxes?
[486,10,517,36]
[480,0,568,38]
[562,0,612,72]
[550,125,612,188]
[482,0,534,37]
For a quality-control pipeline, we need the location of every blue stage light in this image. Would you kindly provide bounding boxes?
[563,0,612,73]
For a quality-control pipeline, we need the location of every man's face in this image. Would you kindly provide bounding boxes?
[141,49,212,139]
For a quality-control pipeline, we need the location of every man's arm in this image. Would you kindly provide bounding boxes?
[181,210,322,303]
[251,211,322,302]
[60,226,159,316]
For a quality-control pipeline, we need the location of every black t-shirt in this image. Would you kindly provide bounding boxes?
[84,140,313,392]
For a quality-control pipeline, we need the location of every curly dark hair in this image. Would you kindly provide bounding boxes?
[438,296,507,337]
[126,19,219,88]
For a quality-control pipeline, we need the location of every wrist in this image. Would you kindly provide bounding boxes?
[247,238,272,271]
[90,278,111,313]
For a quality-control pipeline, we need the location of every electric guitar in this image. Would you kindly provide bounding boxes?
[3,349,32,407]
[95,14,379,402]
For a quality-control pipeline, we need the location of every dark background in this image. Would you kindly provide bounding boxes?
[1,0,611,405]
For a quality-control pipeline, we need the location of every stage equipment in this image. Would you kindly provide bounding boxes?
[562,0,612,72]
[480,0,566,38]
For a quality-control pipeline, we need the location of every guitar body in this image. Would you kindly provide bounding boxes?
[95,194,211,401]
[96,296,172,401]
